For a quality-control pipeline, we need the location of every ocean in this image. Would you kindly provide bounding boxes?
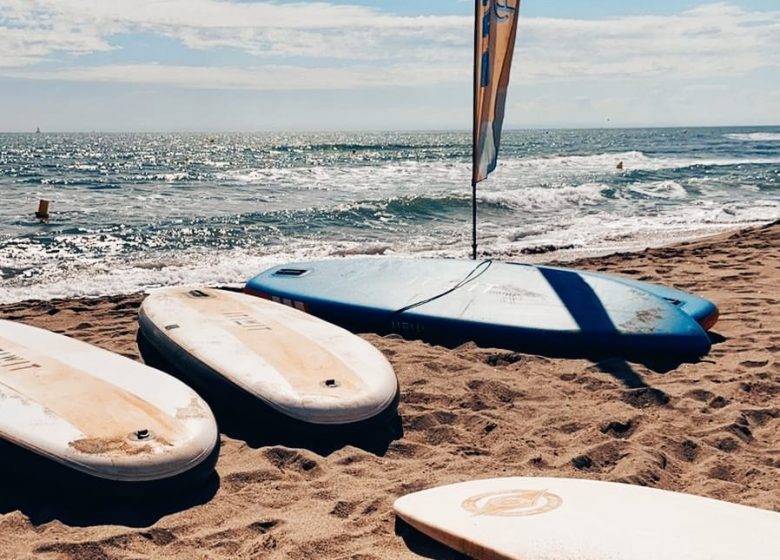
[1,127,779,304]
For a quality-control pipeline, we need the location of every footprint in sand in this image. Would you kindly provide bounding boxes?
[674,439,700,462]
[621,387,670,409]
[570,441,629,472]
[600,418,637,439]
[740,359,769,368]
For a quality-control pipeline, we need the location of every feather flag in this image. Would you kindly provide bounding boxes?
[472,0,521,184]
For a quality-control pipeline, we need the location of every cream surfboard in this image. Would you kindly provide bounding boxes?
[0,319,218,488]
[394,477,780,560]
[138,287,399,427]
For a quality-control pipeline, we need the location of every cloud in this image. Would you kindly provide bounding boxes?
[0,1,778,91]
[0,61,466,90]
[0,2,116,67]
[517,3,780,81]
[0,1,466,64]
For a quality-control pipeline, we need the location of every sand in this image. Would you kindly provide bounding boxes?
[0,222,778,559]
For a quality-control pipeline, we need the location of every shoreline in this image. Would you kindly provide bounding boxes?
[499,222,771,263]
[0,220,778,558]
[1,220,776,306]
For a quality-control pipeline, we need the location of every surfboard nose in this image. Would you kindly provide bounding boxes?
[0,319,220,486]
[52,386,219,482]
[276,379,400,425]
[65,418,219,482]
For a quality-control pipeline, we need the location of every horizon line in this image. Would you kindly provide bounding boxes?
[3,124,779,135]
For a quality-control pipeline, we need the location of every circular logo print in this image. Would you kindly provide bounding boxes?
[461,489,563,517]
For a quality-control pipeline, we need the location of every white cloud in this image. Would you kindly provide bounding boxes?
[0,5,116,67]
[0,1,467,64]
[1,61,465,90]
[517,3,780,81]
[0,1,778,91]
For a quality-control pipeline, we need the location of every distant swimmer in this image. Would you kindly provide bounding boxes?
[616,161,624,170]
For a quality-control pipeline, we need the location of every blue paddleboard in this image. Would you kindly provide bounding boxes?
[245,259,711,360]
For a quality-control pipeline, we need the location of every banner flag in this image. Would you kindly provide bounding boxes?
[472,0,521,184]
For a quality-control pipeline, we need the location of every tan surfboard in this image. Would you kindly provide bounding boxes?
[138,287,398,426]
[394,477,780,560]
[0,319,218,485]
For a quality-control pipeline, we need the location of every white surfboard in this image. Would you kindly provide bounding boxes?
[394,477,780,560]
[0,319,218,484]
[138,287,399,426]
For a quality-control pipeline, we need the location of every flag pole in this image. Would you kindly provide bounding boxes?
[471,0,480,261]
[471,180,477,261]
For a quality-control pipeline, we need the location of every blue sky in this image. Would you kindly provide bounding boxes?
[1,1,778,131]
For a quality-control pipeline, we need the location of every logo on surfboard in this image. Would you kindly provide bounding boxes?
[462,488,562,517]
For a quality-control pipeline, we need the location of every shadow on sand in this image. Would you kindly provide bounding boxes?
[591,357,650,388]
[0,464,220,528]
[214,401,403,458]
[395,517,468,560]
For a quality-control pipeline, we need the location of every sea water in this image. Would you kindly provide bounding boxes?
[1,127,778,303]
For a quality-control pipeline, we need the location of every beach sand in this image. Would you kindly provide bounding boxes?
[0,221,778,559]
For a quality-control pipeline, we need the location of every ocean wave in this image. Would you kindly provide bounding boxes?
[273,141,463,153]
[489,205,780,260]
[206,151,780,198]
[0,242,423,303]
[479,183,610,210]
[257,194,476,231]
[501,151,780,176]
[150,172,193,182]
[477,180,693,209]
[725,132,780,142]
[627,181,689,200]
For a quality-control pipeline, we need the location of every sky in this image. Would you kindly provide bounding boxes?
[0,0,779,131]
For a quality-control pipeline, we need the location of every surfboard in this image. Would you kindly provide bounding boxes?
[0,319,219,489]
[394,477,780,560]
[244,258,712,359]
[137,287,399,428]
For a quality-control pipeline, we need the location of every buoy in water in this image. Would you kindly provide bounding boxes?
[35,199,50,222]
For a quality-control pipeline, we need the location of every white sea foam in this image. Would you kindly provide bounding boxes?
[155,172,191,182]
[725,133,780,142]
[214,151,780,204]
[479,183,609,211]
[0,240,432,303]
[0,249,284,304]
[498,151,780,177]
[488,208,780,263]
[627,181,689,200]
[3,201,778,304]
